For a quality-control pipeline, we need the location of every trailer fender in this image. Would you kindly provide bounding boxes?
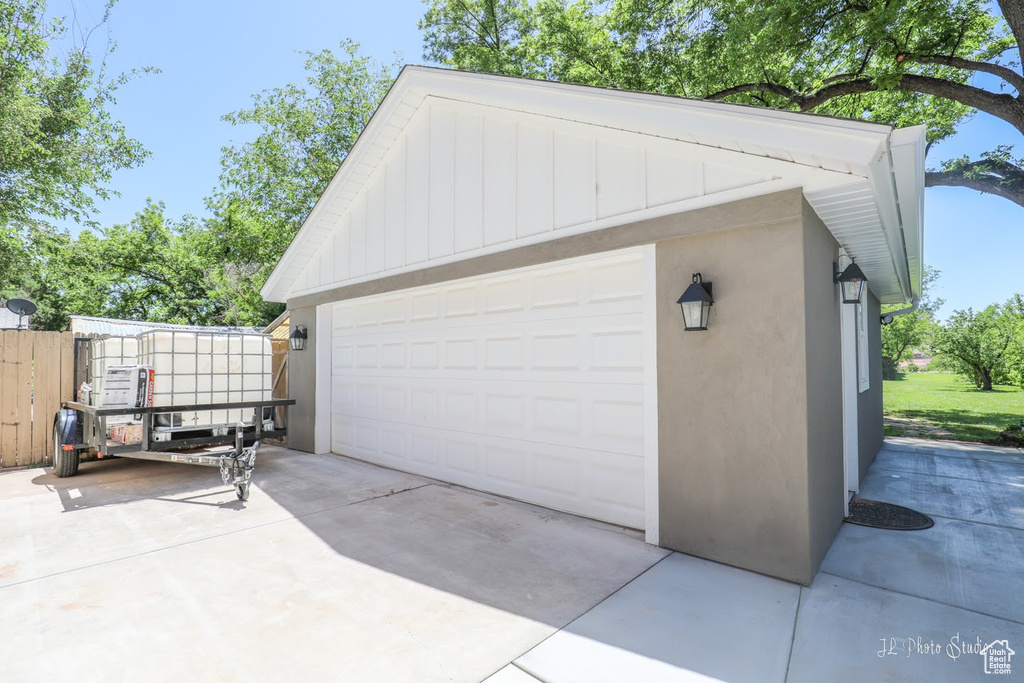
[52,409,82,478]
[55,408,82,446]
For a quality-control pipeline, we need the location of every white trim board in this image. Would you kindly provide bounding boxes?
[642,244,660,544]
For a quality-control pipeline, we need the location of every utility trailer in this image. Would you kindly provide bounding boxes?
[51,330,294,500]
[52,398,295,500]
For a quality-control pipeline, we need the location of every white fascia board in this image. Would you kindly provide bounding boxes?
[865,132,916,303]
[407,66,897,167]
[411,68,892,173]
[889,125,927,300]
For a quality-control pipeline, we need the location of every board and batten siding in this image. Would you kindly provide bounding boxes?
[290,98,777,298]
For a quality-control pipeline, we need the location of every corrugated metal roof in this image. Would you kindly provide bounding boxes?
[0,308,26,329]
[67,315,263,336]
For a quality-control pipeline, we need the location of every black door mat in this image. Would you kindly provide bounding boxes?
[844,498,934,530]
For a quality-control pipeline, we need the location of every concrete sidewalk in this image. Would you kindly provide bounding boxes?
[490,438,1024,682]
[2,437,1022,681]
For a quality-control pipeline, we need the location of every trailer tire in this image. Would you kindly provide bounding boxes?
[235,482,250,501]
[52,413,80,478]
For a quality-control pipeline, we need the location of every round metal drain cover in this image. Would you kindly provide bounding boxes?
[844,498,934,530]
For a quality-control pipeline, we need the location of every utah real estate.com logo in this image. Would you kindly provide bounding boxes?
[980,639,1014,675]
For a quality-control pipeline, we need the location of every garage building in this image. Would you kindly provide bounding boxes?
[262,66,924,584]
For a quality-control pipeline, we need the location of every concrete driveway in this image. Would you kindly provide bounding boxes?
[0,447,667,682]
[3,437,1022,682]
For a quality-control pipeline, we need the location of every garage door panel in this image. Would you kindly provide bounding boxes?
[331,251,643,333]
[330,415,646,529]
[332,317,644,384]
[333,379,643,456]
[332,297,646,337]
[330,249,646,528]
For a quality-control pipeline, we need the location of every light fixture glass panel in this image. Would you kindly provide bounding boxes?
[681,301,704,329]
[842,278,864,304]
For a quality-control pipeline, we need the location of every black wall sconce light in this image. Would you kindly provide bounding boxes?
[834,257,867,304]
[289,324,308,351]
[677,273,714,331]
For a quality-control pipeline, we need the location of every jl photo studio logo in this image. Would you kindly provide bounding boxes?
[877,634,1015,675]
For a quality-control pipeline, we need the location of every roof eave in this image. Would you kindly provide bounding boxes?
[888,125,927,303]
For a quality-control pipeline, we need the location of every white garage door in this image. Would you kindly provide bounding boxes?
[330,248,646,528]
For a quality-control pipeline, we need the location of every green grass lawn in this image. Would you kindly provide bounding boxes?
[883,372,1024,443]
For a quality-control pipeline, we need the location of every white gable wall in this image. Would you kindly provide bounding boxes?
[288,98,788,299]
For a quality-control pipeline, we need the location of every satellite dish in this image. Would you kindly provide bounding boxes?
[6,298,36,330]
[7,299,37,317]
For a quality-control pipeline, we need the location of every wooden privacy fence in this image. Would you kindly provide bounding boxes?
[0,330,75,468]
[271,339,289,428]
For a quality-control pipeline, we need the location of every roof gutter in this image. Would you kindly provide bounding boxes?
[881,298,920,326]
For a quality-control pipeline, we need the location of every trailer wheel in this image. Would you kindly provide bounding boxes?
[235,482,250,501]
[52,419,80,478]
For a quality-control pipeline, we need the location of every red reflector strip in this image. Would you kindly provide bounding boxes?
[62,445,74,451]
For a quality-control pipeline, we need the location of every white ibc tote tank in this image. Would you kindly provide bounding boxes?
[89,335,139,399]
[90,330,273,430]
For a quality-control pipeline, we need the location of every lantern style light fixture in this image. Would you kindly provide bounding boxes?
[834,258,867,304]
[676,272,714,331]
[289,325,308,351]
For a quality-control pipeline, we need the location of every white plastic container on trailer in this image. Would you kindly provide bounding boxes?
[89,330,274,432]
[89,336,139,403]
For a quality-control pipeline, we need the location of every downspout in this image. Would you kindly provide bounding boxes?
[880,298,920,326]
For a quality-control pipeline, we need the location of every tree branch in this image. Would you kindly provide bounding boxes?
[998,0,1024,61]
[926,169,1024,209]
[705,82,803,106]
[901,53,1024,95]
[800,74,1021,127]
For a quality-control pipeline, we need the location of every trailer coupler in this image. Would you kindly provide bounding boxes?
[166,439,259,501]
[220,440,259,501]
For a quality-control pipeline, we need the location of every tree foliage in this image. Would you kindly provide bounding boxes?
[24,203,220,330]
[0,0,148,232]
[421,0,1024,209]
[933,298,1023,390]
[8,40,396,330]
[881,266,943,377]
[205,41,397,322]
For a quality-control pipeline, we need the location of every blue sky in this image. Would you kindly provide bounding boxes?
[58,0,1023,321]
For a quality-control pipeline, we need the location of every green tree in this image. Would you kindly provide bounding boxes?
[26,202,220,330]
[207,41,397,324]
[421,0,1024,209]
[933,300,1022,390]
[0,0,149,236]
[1002,293,1024,387]
[881,266,943,379]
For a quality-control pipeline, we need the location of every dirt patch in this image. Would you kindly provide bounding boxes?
[884,416,954,439]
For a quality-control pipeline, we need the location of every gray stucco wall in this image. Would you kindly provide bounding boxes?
[858,291,884,482]
[656,195,844,585]
[801,202,845,576]
[286,305,317,453]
